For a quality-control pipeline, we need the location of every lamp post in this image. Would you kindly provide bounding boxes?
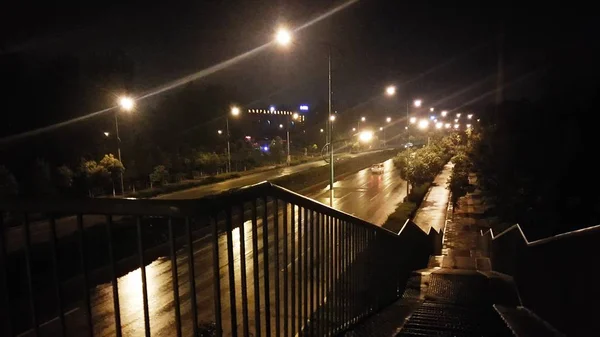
[116,96,134,196]
[286,112,300,165]
[225,106,240,173]
[275,27,335,190]
[385,86,424,196]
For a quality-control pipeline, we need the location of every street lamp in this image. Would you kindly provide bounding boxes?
[285,112,300,165]
[217,130,223,135]
[418,119,429,129]
[386,117,392,123]
[275,27,335,191]
[103,132,110,137]
[275,28,292,46]
[359,130,373,143]
[430,107,434,112]
[467,114,473,119]
[435,122,443,129]
[386,85,396,96]
[409,117,417,124]
[413,99,422,108]
[320,129,324,133]
[352,127,356,132]
[330,115,336,122]
[114,95,135,196]
[441,110,448,117]
[225,106,240,173]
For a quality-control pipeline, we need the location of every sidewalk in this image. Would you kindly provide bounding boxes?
[412,162,453,233]
[344,173,559,336]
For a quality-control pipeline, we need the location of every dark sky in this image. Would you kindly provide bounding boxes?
[1,0,596,137]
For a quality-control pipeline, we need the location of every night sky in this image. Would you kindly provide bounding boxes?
[1,1,596,139]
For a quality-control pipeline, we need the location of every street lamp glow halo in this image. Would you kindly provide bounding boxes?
[359,130,373,143]
[275,28,292,46]
[231,106,240,116]
[385,86,396,96]
[118,96,135,111]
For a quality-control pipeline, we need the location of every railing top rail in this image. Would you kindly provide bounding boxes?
[480,223,600,247]
[0,181,399,238]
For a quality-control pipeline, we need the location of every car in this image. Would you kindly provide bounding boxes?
[370,163,384,174]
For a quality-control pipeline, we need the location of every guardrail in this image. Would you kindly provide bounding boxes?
[1,182,437,337]
[481,223,600,336]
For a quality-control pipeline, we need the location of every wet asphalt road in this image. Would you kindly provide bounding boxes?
[17,159,406,337]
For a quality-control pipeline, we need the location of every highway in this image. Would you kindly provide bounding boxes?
[15,159,406,336]
[4,151,378,252]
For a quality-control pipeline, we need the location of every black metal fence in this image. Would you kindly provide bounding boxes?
[481,224,600,336]
[1,182,437,337]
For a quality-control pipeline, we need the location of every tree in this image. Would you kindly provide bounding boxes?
[79,159,109,197]
[56,165,74,191]
[270,137,285,163]
[0,165,18,197]
[99,154,125,196]
[149,165,169,186]
[31,159,56,196]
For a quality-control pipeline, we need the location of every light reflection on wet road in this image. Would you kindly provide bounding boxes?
[24,159,406,336]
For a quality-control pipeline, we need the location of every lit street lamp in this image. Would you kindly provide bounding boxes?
[275,27,335,190]
[224,106,240,173]
[386,117,392,123]
[386,85,396,96]
[114,96,135,196]
[320,129,324,133]
[217,130,223,135]
[103,132,110,137]
[409,117,417,124]
[414,99,422,108]
[275,28,292,46]
[441,110,448,117]
[418,119,429,129]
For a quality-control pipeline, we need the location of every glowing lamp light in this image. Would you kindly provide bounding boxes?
[299,105,309,111]
[418,119,429,129]
[386,86,396,96]
[359,131,374,143]
[292,112,299,120]
[445,123,451,129]
[454,124,460,129]
[118,96,135,111]
[435,122,443,129]
[441,110,448,117]
[409,117,417,124]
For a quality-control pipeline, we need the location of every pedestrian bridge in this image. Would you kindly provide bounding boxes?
[0,181,596,336]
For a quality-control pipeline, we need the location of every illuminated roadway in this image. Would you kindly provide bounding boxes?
[17,159,407,336]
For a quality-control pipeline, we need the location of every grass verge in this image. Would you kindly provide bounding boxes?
[382,182,431,233]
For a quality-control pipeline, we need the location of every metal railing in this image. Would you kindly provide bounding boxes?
[0,182,438,337]
[481,223,600,336]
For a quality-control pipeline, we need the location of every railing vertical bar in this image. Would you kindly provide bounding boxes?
[303,207,308,330]
[327,215,333,336]
[167,218,182,337]
[360,227,365,319]
[76,214,93,336]
[106,215,122,337]
[314,211,320,336]
[48,216,66,336]
[0,213,12,337]
[273,199,281,336]
[352,224,357,324]
[310,211,321,334]
[290,204,296,335]
[345,221,350,328]
[309,211,315,330]
[251,200,261,337]
[225,209,238,337]
[341,219,346,332]
[239,205,250,337]
[136,217,151,337]
[297,206,303,334]
[321,216,331,335]
[23,213,40,336]
[316,213,325,336]
[212,215,223,337]
[262,197,271,337]
[282,202,289,337]
[336,218,341,333]
[186,217,199,336]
